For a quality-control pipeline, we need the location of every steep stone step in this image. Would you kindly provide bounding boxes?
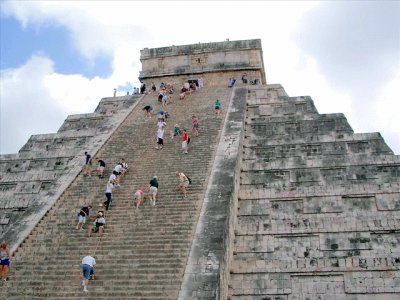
[4,86,233,298]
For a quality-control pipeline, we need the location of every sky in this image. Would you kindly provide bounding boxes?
[0,1,399,155]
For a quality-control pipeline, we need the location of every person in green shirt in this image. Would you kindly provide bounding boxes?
[171,124,182,139]
[214,99,221,116]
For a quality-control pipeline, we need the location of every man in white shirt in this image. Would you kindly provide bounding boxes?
[109,173,116,184]
[155,126,165,150]
[112,163,123,186]
[81,253,96,292]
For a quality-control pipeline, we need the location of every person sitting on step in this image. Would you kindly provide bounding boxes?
[87,211,106,237]
[171,124,182,139]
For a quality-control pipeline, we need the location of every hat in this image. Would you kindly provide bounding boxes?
[153,176,157,179]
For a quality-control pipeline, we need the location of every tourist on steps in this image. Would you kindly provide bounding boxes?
[191,115,199,137]
[176,171,190,198]
[103,180,114,210]
[241,73,248,84]
[87,211,106,237]
[113,163,123,187]
[120,158,128,175]
[134,187,144,209]
[171,124,182,139]
[143,105,152,119]
[148,176,159,206]
[140,82,146,94]
[155,125,165,150]
[214,99,221,116]
[76,203,93,230]
[95,157,106,178]
[0,240,11,282]
[198,77,204,90]
[81,252,96,292]
[182,128,189,154]
[83,152,92,177]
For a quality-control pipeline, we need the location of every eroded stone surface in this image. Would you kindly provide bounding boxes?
[228,85,400,299]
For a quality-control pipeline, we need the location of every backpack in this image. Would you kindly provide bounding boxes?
[186,176,192,184]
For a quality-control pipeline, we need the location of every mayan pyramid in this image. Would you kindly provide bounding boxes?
[0,39,399,299]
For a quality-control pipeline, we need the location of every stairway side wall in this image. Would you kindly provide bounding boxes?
[178,87,247,299]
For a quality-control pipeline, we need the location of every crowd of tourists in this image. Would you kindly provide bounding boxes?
[76,78,214,292]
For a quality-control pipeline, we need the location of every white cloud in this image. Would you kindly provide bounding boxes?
[367,71,400,153]
[0,54,123,154]
[1,55,64,154]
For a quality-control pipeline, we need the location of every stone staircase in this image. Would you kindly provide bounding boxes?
[0,95,139,253]
[228,85,400,299]
[1,86,233,299]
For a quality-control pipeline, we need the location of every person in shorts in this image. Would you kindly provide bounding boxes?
[191,115,199,137]
[81,252,96,292]
[87,211,106,237]
[134,187,144,209]
[0,241,11,282]
[148,176,159,206]
[113,163,123,186]
[76,203,93,230]
[176,171,190,198]
[95,157,106,178]
[143,105,152,119]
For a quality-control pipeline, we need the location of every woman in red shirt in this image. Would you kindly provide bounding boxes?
[182,129,189,154]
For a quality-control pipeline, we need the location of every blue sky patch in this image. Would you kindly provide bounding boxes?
[0,16,112,78]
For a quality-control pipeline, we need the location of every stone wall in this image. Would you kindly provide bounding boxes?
[140,70,263,93]
[177,87,247,300]
[139,39,266,86]
[227,84,400,299]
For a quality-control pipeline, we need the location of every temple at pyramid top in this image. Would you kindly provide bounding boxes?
[139,39,267,86]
